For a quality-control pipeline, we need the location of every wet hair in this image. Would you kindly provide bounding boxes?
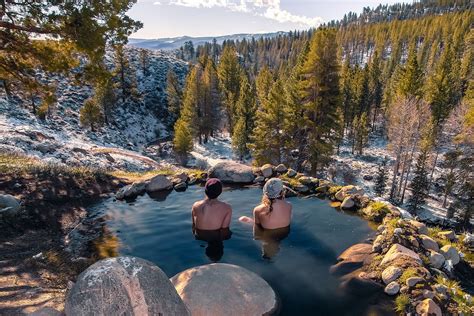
[262,191,284,214]
[205,178,223,199]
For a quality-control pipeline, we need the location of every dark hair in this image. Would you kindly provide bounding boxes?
[205,178,223,199]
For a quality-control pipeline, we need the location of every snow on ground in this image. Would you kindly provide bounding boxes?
[189,135,236,169]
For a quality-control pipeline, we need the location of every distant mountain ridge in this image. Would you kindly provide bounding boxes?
[128,32,287,51]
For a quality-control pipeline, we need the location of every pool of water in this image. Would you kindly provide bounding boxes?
[90,185,384,315]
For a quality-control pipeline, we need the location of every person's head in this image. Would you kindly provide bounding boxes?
[262,178,284,212]
[205,178,223,199]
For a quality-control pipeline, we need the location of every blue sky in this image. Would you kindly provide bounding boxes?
[128,0,409,39]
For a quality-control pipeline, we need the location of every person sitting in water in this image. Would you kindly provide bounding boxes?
[192,178,232,231]
[253,178,292,229]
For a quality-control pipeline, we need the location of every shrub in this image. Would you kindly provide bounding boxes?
[395,294,410,313]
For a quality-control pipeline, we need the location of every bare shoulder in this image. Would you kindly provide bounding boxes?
[220,200,232,212]
[253,204,265,214]
[193,200,205,209]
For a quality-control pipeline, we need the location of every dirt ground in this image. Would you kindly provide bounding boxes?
[0,171,122,315]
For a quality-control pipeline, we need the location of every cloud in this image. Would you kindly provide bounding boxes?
[154,0,323,27]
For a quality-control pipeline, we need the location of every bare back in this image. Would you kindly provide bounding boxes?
[253,199,292,230]
[192,199,232,230]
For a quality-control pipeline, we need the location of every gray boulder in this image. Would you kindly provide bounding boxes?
[146,175,173,193]
[408,220,428,235]
[208,162,255,184]
[429,251,445,269]
[116,182,146,200]
[406,276,424,287]
[286,169,297,178]
[382,266,402,284]
[420,235,439,252]
[65,256,190,316]
[260,164,274,178]
[440,245,460,265]
[335,185,364,201]
[171,263,278,316]
[381,244,422,266]
[275,164,287,173]
[341,197,355,210]
[0,194,21,214]
[384,282,400,295]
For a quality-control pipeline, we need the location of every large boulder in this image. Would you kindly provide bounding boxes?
[275,164,287,173]
[438,230,456,241]
[65,257,190,316]
[334,185,364,201]
[381,244,422,266]
[261,164,274,178]
[429,251,445,269]
[286,169,297,178]
[440,245,460,265]
[0,194,21,214]
[384,282,400,295]
[171,263,278,316]
[208,162,255,184]
[146,175,173,193]
[116,182,147,200]
[338,243,373,263]
[420,235,439,252]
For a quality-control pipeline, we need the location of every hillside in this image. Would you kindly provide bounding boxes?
[0,47,188,171]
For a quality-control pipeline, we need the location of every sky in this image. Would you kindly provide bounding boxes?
[128,0,409,39]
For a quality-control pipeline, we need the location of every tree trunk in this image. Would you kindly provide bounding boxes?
[390,153,401,200]
[428,149,439,190]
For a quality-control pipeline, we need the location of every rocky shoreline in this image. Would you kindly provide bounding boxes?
[1,159,473,315]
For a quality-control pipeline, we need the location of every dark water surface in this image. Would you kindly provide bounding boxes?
[91,185,381,315]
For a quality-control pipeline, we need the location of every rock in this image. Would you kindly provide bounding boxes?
[315,185,329,193]
[416,298,442,316]
[174,172,189,183]
[384,282,400,295]
[420,235,439,252]
[0,194,21,214]
[429,251,445,269]
[406,276,424,287]
[381,244,422,266]
[66,257,190,316]
[408,220,428,235]
[330,261,363,276]
[286,168,297,178]
[341,197,355,210]
[28,307,62,316]
[146,175,173,192]
[335,185,364,201]
[372,235,384,253]
[338,243,373,263]
[298,176,312,185]
[116,182,146,200]
[409,236,420,248]
[400,285,409,294]
[440,245,460,265]
[422,290,435,299]
[275,164,287,173]
[382,266,402,284]
[363,175,373,181]
[208,162,255,184]
[294,184,309,193]
[174,182,187,192]
[463,233,474,248]
[171,263,278,316]
[254,176,265,183]
[438,230,456,241]
[393,228,403,235]
[433,284,448,295]
[260,164,274,178]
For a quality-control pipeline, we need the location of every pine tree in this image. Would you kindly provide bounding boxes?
[298,29,341,173]
[113,45,140,103]
[166,69,183,126]
[353,112,369,155]
[232,74,256,160]
[255,65,274,106]
[94,77,116,125]
[180,67,200,139]
[173,118,193,165]
[201,57,221,141]
[250,79,287,165]
[217,45,242,134]
[396,44,424,99]
[369,50,383,129]
[374,158,388,197]
[407,148,430,214]
[80,98,102,132]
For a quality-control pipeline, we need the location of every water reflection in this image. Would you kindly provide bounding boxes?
[193,227,232,262]
[253,225,290,259]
